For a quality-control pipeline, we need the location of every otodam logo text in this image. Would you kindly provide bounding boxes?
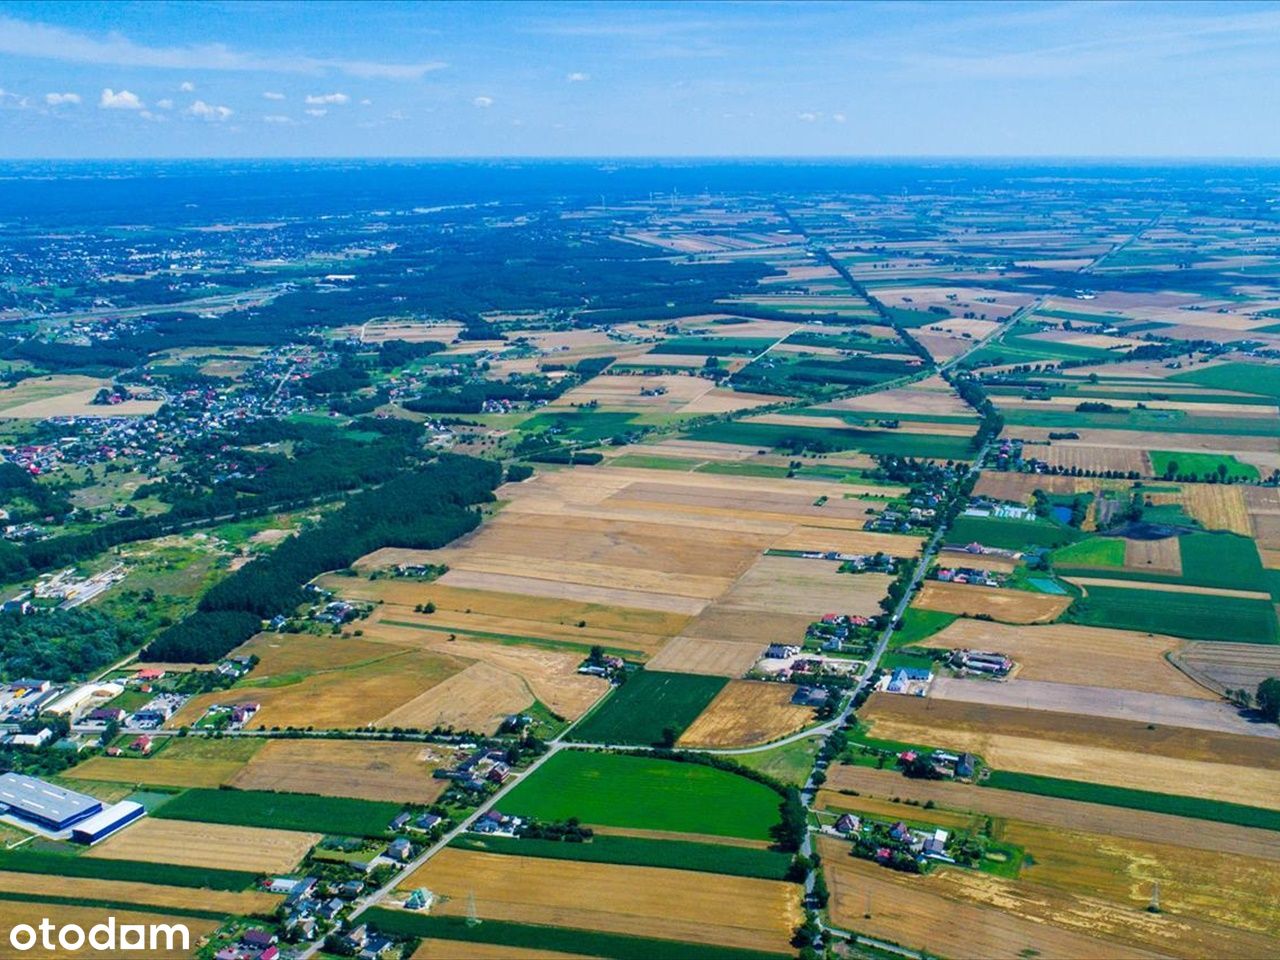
[6,918,190,953]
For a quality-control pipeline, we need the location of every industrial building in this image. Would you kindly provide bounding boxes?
[71,800,146,845]
[0,771,102,830]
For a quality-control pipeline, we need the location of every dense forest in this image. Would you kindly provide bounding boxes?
[0,608,144,682]
[146,453,501,662]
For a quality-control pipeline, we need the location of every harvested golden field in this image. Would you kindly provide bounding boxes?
[1002,820,1280,939]
[644,635,763,677]
[229,738,459,802]
[0,375,163,418]
[360,618,607,719]
[825,765,1280,862]
[374,661,534,733]
[63,755,244,789]
[206,632,400,680]
[320,574,686,658]
[86,818,318,873]
[400,848,799,954]
[768,525,924,557]
[860,695,1280,810]
[678,680,814,747]
[926,619,1214,699]
[1151,484,1252,535]
[912,581,1071,623]
[550,373,712,412]
[973,471,1080,502]
[1123,536,1182,574]
[1067,576,1270,600]
[412,942,583,960]
[0,902,219,960]
[435,569,706,615]
[678,386,781,414]
[818,838,1159,960]
[815,790,982,832]
[172,646,467,730]
[1035,443,1150,475]
[0,871,278,917]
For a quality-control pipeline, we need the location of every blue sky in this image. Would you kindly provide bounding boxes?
[1,1,1279,158]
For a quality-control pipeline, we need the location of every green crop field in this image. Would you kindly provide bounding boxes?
[363,910,790,960]
[732,736,823,788]
[685,421,973,460]
[449,833,792,880]
[649,337,777,357]
[1149,451,1259,481]
[945,514,1080,550]
[891,608,957,646]
[520,410,641,443]
[568,670,727,746]
[1051,536,1124,568]
[984,771,1280,832]
[501,751,781,840]
[152,788,400,837]
[1064,585,1278,643]
[1065,533,1268,594]
[0,850,256,891]
[1171,362,1280,400]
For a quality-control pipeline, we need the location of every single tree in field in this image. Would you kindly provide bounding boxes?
[659,726,678,748]
[1257,677,1280,724]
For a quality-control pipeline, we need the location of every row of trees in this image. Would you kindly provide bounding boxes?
[146,454,501,662]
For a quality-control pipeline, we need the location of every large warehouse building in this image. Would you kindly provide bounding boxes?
[0,771,102,830]
[71,801,146,845]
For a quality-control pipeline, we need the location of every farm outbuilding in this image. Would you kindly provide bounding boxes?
[71,800,146,845]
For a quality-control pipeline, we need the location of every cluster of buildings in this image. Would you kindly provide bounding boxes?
[0,677,58,724]
[962,498,1035,521]
[948,649,1014,678]
[433,746,511,794]
[0,772,143,844]
[193,700,261,730]
[471,809,523,837]
[934,565,1007,588]
[806,613,876,653]
[898,748,978,781]
[213,928,279,960]
[879,666,933,696]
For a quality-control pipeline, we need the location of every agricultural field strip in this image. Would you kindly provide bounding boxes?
[1066,576,1271,600]
[930,677,1277,740]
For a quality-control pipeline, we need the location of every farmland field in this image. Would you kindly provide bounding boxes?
[450,833,792,880]
[912,580,1071,623]
[568,670,727,745]
[227,738,460,803]
[1064,584,1278,642]
[501,750,781,840]
[396,848,800,954]
[85,817,319,873]
[152,787,402,837]
[677,680,815,748]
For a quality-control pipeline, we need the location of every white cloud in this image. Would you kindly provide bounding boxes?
[387,109,407,121]
[187,99,233,120]
[360,98,372,106]
[263,114,293,124]
[832,112,847,123]
[179,80,194,92]
[304,92,349,105]
[262,91,286,100]
[0,88,32,110]
[155,98,174,109]
[304,107,327,117]
[797,111,818,122]
[99,87,143,110]
[0,14,447,80]
[44,91,80,105]
[566,72,589,82]
[472,95,494,108]
[138,109,165,122]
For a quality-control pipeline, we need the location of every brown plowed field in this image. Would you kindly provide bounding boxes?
[399,848,799,954]
[1171,641,1280,697]
[86,817,318,873]
[1124,536,1183,574]
[924,619,1212,699]
[229,738,459,802]
[913,581,1071,623]
[822,765,1280,862]
[678,680,814,747]
[644,636,764,676]
[860,694,1280,810]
